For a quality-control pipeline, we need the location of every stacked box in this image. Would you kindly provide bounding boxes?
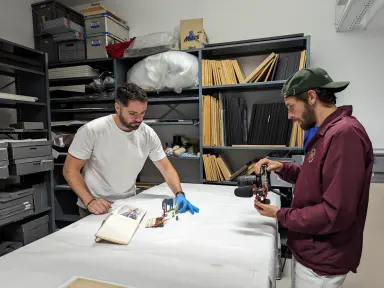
[84,13,129,59]
[0,142,9,179]
[32,0,85,63]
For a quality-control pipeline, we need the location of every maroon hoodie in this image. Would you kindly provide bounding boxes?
[276,105,374,276]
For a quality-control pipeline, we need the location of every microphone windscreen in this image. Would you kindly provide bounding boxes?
[234,186,254,198]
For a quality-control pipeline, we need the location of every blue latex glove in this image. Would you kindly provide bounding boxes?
[176,194,199,214]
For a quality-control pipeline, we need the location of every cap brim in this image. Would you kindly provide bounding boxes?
[320,81,350,93]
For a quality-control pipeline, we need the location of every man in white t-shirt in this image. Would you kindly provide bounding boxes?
[63,83,199,218]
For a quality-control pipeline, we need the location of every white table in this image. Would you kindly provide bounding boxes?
[0,183,281,288]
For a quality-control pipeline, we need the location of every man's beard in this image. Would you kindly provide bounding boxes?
[299,102,317,130]
[118,113,142,131]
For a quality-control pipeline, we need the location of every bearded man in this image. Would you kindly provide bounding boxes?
[63,83,199,217]
[254,68,374,288]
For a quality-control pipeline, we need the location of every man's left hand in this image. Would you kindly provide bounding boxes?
[176,194,199,215]
[254,199,278,218]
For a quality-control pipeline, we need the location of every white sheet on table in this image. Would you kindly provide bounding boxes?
[0,183,280,288]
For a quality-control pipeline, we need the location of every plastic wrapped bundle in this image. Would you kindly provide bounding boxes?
[123,32,178,57]
[126,51,199,93]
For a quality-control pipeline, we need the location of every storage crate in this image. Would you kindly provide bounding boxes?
[54,31,84,42]
[0,187,34,227]
[32,0,83,36]
[10,122,45,130]
[43,17,84,35]
[36,36,58,63]
[58,41,86,62]
[85,14,129,41]
[9,156,54,176]
[86,33,122,59]
[0,148,8,162]
[3,215,50,245]
[33,182,49,213]
[0,165,9,180]
[7,140,52,160]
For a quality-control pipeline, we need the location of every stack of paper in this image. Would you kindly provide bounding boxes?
[202,59,244,86]
[203,154,232,182]
[0,92,37,102]
[48,65,99,79]
[202,50,307,86]
[202,95,222,146]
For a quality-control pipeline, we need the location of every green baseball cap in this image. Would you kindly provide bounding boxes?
[282,67,350,97]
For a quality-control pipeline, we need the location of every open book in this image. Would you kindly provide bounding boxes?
[58,276,129,288]
[95,205,146,245]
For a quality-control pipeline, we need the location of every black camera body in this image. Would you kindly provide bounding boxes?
[234,164,287,203]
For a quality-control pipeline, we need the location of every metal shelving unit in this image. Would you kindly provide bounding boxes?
[0,37,55,244]
[49,58,114,228]
[45,33,310,226]
[199,34,310,184]
[48,52,201,226]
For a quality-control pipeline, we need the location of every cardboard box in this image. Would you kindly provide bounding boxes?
[180,18,208,50]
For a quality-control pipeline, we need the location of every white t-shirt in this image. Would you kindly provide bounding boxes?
[68,115,166,208]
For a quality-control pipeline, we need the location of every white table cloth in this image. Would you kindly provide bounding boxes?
[0,183,281,288]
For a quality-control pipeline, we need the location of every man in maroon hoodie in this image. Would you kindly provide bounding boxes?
[254,68,374,287]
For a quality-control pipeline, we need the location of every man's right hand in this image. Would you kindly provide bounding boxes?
[254,158,284,175]
[87,199,112,215]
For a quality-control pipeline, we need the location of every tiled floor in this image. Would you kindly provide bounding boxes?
[275,184,384,288]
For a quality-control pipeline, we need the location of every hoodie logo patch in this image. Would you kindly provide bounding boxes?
[308,148,316,163]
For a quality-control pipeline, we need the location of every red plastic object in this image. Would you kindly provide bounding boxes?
[106,38,135,58]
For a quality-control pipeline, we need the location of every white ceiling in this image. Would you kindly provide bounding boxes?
[368,5,384,29]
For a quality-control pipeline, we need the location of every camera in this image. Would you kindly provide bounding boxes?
[234,164,287,203]
[237,164,270,187]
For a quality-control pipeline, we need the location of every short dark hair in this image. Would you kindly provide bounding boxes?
[116,83,148,106]
[295,88,337,106]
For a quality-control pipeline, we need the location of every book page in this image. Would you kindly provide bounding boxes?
[95,205,146,245]
[59,277,128,288]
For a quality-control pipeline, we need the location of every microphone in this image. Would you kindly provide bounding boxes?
[234,186,254,198]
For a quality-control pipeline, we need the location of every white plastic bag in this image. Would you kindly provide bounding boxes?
[126,51,198,93]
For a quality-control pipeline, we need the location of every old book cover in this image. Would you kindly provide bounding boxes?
[59,276,129,288]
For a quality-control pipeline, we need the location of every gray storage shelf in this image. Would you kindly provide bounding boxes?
[0,207,52,229]
[0,99,47,107]
[0,62,45,76]
[146,120,199,126]
[199,34,310,184]
[148,97,199,104]
[49,76,99,86]
[145,87,199,95]
[50,96,199,105]
[202,81,286,92]
[51,96,115,103]
[202,146,304,151]
[51,108,114,113]
[47,33,310,226]
[0,129,48,133]
[169,156,200,160]
[0,37,55,250]
[48,58,113,69]
[203,37,308,58]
